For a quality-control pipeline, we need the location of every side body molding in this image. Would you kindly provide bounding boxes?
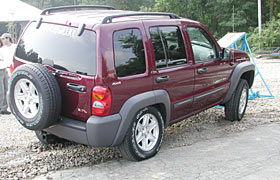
[222,61,255,104]
[111,90,171,146]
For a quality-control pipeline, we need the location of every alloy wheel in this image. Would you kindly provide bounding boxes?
[135,113,160,152]
[14,78,40,119]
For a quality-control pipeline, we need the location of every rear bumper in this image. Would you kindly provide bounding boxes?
[45,114,121,147]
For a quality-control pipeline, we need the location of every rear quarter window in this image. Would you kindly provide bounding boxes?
[113,28,146,77]
[15,22,96,76]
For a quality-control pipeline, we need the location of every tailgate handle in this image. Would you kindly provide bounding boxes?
[197,67,208,74]
[156,75,169,83]
[67,83,87,92]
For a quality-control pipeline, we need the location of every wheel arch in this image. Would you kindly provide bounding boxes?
[111,90,171,146]
[153,103,168,127]
[240,70,254,88]
[222,61,255,104]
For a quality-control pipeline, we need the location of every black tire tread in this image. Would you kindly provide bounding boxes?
[9,64,61,130]
[118,106,164,161]
[118,133,138,161]
[31,64,61,126]
[225,79,248,121]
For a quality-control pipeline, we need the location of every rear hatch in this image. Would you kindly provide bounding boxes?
[14,22,96,122]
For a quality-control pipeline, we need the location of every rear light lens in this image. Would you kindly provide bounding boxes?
[10,63,14,74]
[92,86,111,116]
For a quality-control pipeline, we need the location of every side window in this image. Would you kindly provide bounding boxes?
[186,27,218,63]
[113,29,146,77]
[150,26,187,69]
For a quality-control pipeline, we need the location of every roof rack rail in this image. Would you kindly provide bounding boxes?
[101,12,180,24]
[41,5,115,15]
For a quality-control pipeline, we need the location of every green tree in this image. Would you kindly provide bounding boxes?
[266,0,280,20]
[21,0,150,10]
[19,0,280,43]
[153,0,259,38]
[248,15,280,51]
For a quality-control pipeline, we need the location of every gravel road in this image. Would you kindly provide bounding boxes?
[1,58,279,179]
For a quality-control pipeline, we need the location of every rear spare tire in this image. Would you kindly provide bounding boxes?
[9,64,61,130]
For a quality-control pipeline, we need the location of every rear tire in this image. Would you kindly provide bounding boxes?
[118,107,165,161]
[225,79,249,121]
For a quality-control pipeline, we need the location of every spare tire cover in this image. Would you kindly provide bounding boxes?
[9,63,61,130]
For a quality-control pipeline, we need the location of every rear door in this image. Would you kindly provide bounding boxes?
[100,21,153,114]
[14,22,96,121]
[185,25,232,110]
[143,20,195,122]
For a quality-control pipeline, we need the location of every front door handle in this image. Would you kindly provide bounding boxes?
[197,67,208,74]
[156,76,169,83]
[67,83,87,92]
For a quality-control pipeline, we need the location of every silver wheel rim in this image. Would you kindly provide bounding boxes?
[239,88,247,115]
[135,113,159,152]
[14,78,40,119]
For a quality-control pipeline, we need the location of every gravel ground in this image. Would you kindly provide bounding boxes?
[0,58,279,179]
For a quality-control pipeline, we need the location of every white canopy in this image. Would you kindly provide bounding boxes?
[218,32,246,48]
[0,0,41,22]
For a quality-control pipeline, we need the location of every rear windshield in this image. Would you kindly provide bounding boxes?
[15,22,96,76]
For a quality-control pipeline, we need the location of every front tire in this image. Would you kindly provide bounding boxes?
[225,79,249,121]
[118,107,165,161]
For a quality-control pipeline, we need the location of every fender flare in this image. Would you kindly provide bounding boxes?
[222,61,255,104]
[111,90,171,146]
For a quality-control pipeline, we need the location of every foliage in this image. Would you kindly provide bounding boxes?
[248,16,280,51]
[6,22,16,34]
[266,0,280,20]
[20,0,151,10]
[153,0,259,39]
[19,0,280,49]
[5,22,18,42]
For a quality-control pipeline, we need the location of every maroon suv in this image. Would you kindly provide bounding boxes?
[9,5,255,161]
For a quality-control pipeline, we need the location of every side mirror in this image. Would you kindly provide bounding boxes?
[221,48,232,60]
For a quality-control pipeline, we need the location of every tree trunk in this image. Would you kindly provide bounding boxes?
[269,0,275,20]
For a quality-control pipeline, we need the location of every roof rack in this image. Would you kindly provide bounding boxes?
[41,5,116,15]
[101,12,180,24]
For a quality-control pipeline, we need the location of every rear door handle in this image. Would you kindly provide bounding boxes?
[156,76,169,83]
[197,67,208,74]
[67,83,87,92]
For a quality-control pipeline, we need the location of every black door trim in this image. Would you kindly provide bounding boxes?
[194,86,225,101]
[174,98,193,109]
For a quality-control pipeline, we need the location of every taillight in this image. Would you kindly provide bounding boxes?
[10,63,14,74]
[92,86,112,116]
